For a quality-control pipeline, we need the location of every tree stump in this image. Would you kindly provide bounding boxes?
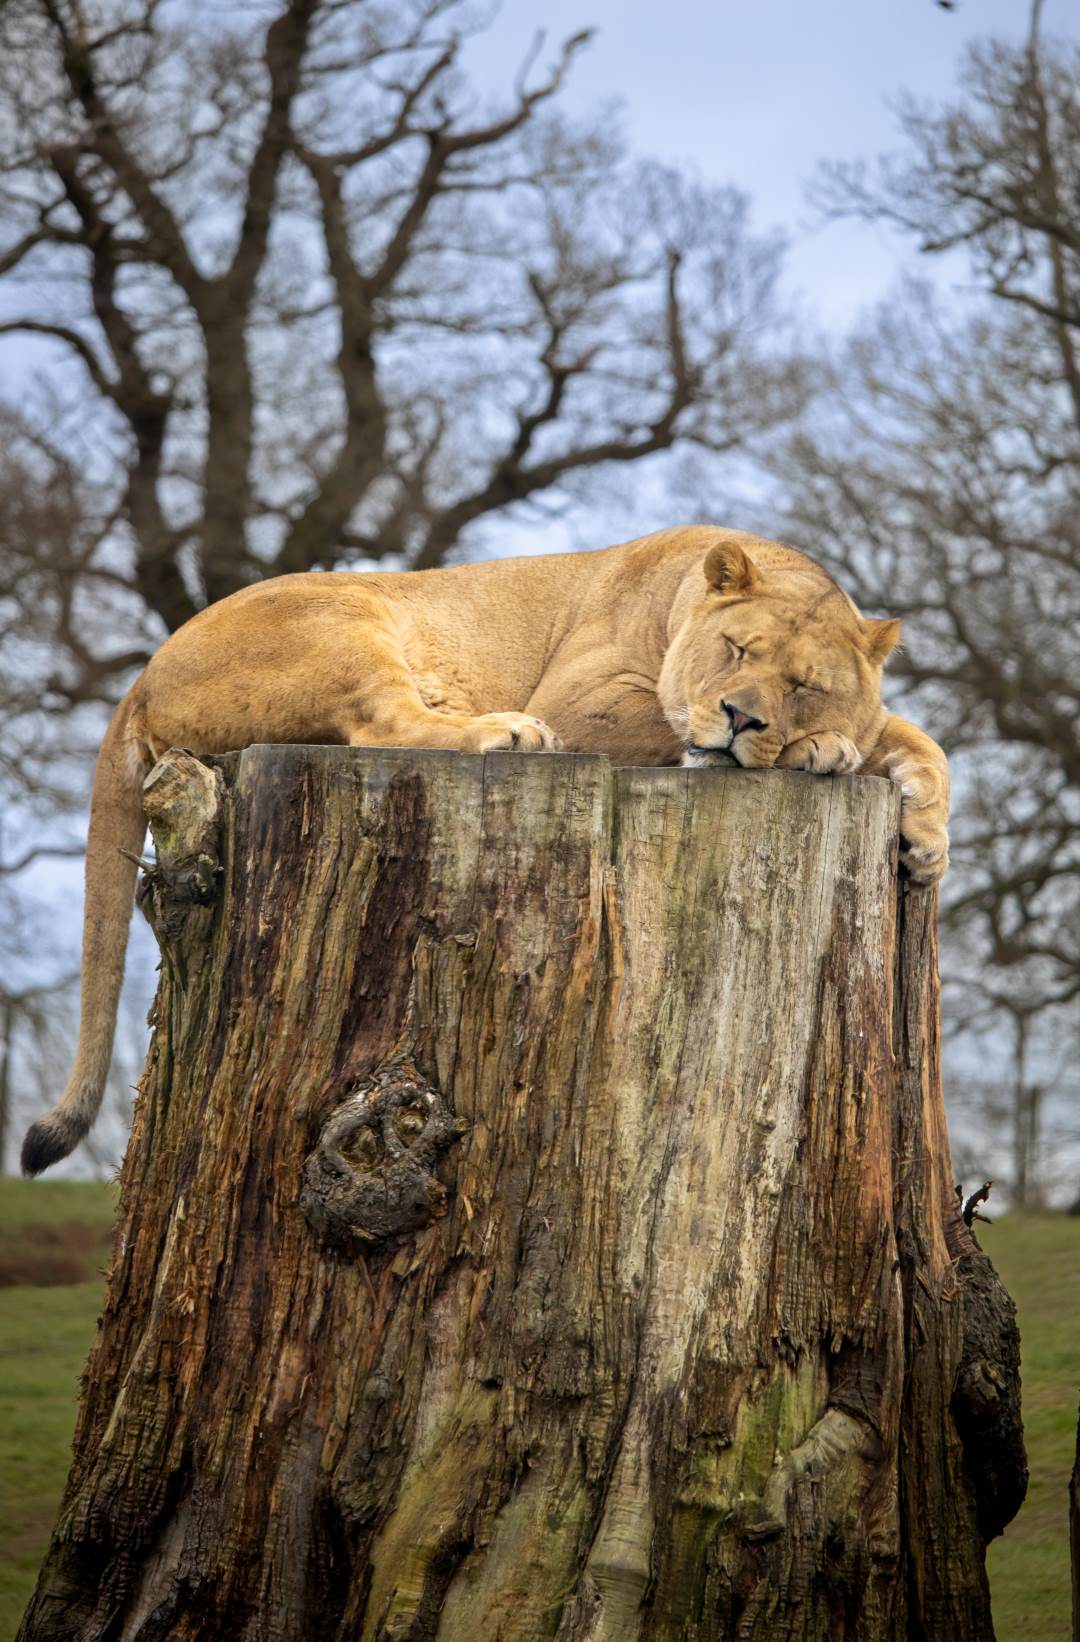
[18,748,1025,1641]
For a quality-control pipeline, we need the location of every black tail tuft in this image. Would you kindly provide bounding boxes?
[21,1117,79,1177]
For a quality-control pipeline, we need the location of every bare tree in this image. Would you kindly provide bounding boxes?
[777,291,1079,996]
[771,14,1080,1199]
[0,0,805,692]
[945,973,1079,1211]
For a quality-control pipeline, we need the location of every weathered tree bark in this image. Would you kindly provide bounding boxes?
[19,748,1025,1641]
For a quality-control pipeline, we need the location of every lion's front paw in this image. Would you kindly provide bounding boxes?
[865,718,950,886]
[470,712,561,753]
[899,808,949,886]
[894,760,950,886]
[777,732,862,776]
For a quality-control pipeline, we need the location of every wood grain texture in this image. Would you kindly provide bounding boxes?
[16,749,1024,1641]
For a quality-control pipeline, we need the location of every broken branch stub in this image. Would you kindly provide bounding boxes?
[140,749,224,934]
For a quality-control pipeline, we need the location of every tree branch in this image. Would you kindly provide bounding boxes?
[222,0,318,308]
[0,319,115,400]
[0,843,86,877]
[40,0,204,302]
[273,147,387,576]
[364,30,590,300]
[45,148,194,630]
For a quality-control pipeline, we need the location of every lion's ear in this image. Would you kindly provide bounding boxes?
[704,541,761,596]
[862,616,902,664]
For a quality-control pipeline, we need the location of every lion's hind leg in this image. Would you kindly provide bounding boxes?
[334,622,559,755]
[342,710,560,754]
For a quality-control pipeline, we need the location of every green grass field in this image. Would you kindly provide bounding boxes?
[0,1180,117,1639]
[0,1179,1075,1639]
[984,1213,1079,1642]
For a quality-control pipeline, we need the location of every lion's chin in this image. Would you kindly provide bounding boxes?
[682,743,736,770]
[683,738,781,771]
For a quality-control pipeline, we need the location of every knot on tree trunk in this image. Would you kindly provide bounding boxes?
[300,1062,468,1253]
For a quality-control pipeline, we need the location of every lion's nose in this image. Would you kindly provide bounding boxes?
[723,702,767,735]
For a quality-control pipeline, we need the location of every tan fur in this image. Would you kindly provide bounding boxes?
[22,526,949,1174]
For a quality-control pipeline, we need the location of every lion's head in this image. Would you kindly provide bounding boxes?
[657,540,898,770]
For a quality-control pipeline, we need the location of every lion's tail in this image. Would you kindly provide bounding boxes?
[21,690,151,1176]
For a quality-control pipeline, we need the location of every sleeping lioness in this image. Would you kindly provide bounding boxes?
[22,526,948,1175]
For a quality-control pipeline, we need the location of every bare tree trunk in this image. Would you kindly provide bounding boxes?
[0,994,12,1171]
[1012,1017,1031,1211]
[17,748,1025,1641]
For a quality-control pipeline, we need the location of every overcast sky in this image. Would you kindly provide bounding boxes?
[463,0,1077,328]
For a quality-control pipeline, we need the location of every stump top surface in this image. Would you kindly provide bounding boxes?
[232,742,900,815]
